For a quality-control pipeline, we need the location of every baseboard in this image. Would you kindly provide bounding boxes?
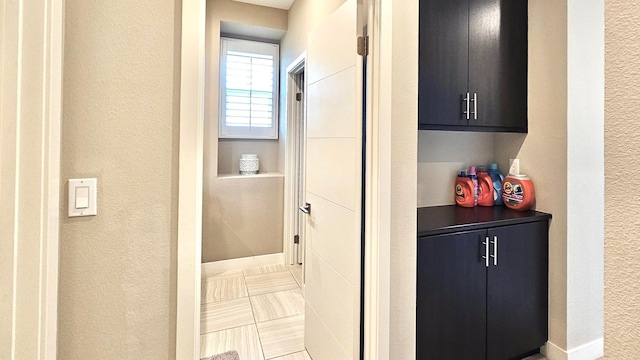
[542,338,603,360]
[201,253,285,276]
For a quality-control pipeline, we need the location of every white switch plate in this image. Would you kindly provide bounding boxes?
[68,178,97,217]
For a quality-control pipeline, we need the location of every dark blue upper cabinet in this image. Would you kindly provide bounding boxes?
[419,0,528,133]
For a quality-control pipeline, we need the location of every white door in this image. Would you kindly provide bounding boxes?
[302,0,362,359]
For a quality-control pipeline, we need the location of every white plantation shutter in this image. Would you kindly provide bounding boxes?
[219,38,279,139]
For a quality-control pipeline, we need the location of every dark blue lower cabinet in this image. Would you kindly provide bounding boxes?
[417,221,549,360]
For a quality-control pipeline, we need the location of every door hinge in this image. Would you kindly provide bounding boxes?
[296,92,302,102]
[357,36,369,56]
[294,235,300,244]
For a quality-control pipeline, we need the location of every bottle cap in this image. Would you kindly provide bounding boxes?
[508,159,520,175]
[468,166,476,176]
[489,163,498,170]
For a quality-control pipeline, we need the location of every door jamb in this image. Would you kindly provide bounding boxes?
[363,0,390,359]
[175,0,205,358]
[283,52,307,266]
[1,0,63,358]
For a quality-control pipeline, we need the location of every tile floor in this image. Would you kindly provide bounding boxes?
[200,263,311,360]
[200,263,561,360]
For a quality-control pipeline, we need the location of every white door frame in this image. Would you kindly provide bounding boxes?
[175,0,206,358]
[0,0,63,358]
[283,52,307,267]
[175,0,390,359]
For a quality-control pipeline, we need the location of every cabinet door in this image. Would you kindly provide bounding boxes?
[418,0,469,129]
[487,221,549,360]
[468,0,528,131]
[417,230,487,360]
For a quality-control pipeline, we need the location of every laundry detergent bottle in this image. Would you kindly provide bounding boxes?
[477,166,494,207]
[487,163,504,205]
[455,170,475,207]
[502,174,535,211]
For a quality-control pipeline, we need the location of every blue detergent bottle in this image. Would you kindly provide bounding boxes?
[488,163,504,205]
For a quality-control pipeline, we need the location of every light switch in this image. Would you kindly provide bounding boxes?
[75,186,90,209]
[68,178,97,217]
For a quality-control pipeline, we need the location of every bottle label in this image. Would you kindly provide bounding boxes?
[503,181,525,207]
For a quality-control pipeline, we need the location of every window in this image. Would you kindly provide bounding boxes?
[219,37,279,139]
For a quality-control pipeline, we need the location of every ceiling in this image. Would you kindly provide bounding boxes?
[232,0,295,10]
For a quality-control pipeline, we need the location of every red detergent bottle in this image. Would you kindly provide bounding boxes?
[455,170,475,208]
[477,166,494,207]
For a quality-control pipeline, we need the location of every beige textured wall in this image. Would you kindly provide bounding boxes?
[495,0,569,350]
[59,0,180,358]
[497,0,605,353]
[605,0,640,357]
[417,131,495,207]
[203,0,287,262]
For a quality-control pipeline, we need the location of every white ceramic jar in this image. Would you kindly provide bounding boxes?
[239,153,259,175]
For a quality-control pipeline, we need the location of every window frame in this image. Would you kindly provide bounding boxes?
[219,37,280,139]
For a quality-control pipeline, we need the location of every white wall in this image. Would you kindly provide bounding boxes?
[279,0,346,170]
[566,0,604,351]
[0,2,12,356]
[279,0,346,81]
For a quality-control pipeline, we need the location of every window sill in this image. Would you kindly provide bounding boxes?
[217,172,284,180]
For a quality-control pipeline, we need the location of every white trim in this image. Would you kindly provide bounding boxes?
[0,0,63,357]
[364,0,389,359]
[42,0,64,358]
[201,253,285,276]
[283,51,306,266]
[175,0,205,358]
[543,338,604,360]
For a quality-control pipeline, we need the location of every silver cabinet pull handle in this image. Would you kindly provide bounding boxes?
[482,237,489,267]
[490,235,498,266]
[462,92,470,120]
[471,92,478,120]
[298,202,311,215]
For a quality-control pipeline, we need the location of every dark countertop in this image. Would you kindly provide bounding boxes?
[417,205,552,237]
